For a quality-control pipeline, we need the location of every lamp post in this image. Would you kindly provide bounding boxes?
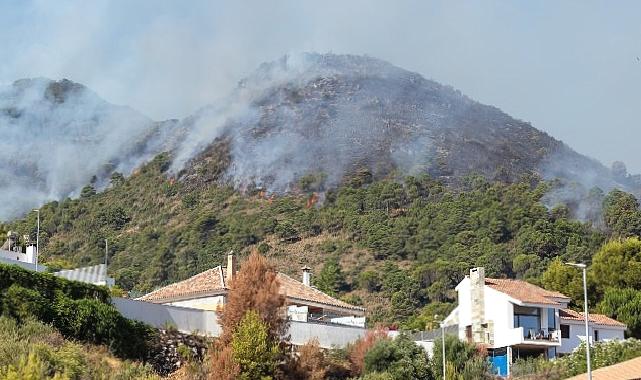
[565,262,591,380]
[435,315,446,380]
[33,209,39,272]
[104,239,109,286]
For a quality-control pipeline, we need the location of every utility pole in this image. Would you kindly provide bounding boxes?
[565,262,591,380]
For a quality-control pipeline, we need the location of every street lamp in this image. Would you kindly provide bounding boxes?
[33,209,40,272]
[565,262,591,380]
[435,315,446,380]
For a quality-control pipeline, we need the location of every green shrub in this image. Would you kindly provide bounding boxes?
[0,316,158,380]
[363,334,431,380]
[0,264,153,361]
[53,297,155,360]
[2,285,50,323]
[0,263,109,303]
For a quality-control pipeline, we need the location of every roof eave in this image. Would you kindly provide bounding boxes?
[138,289,229,304]
[285,296,366,316]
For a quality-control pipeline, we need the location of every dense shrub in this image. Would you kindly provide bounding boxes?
[53,296,156,360]
[363,334,431,380]
[1,284,51,323]
[0,316,158,380]
[0,263,109,303]
[0,264,153,361]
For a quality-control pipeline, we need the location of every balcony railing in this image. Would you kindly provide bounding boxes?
[523,328,560,343]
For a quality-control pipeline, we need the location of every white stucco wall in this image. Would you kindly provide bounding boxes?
[455,278,471,341]
[0,248,35,264]
[485,286,514,347]
[558,322,626,354]
[166,296,225,311]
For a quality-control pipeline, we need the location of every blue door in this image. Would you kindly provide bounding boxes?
[489,348,509,377]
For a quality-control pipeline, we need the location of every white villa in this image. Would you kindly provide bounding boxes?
[137,253,366,327]
[444,267,626,377]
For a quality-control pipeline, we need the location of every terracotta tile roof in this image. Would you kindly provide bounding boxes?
[484,278,570,306]
[137,267,227,302]
[565,355,641,380]
[276,273,365,312]
[560,308,627,328]
[137,267,364,312]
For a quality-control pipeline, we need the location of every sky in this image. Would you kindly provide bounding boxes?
[1,0,641,172]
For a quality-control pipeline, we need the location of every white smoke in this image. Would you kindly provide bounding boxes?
[0,78,176,219]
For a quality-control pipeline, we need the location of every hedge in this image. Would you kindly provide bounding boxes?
[0,263,110,302]
[0,264,155,360]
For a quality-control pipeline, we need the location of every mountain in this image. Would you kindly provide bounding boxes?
[174,53,640,197]
[0,78,183,220]
[5,53,639,326]
[1,53,638,221]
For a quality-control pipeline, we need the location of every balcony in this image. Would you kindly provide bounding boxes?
[504,327,560,347]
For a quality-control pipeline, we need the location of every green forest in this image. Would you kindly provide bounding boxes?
[4,153,641,336]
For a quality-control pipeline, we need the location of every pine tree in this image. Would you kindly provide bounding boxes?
[315,256,346,296]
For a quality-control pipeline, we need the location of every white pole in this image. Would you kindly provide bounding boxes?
[105,239,108,286]
[34,209,39,272]
[582,267,592,380]
[442,323,446,380]
[565,262,591,380]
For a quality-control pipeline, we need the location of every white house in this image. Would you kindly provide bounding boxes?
[0,232,37,265]
[444,267,626,377]
[558,308,626,355]
[137,253,366,327]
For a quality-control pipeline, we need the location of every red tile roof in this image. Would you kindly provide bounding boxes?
[276,273,364,311]
[137,266,364,313]
[485,278,570,306]
[137,267,226,302]
[565,355,641,380]
[560,308,627,328]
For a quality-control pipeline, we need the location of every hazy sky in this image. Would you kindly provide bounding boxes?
[2,0,640,172]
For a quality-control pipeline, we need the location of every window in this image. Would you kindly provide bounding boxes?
[561,324,570,339]
[514,306,541,339]
[465,325,472,342]
[547,308,556,330]
[594,329,599,342]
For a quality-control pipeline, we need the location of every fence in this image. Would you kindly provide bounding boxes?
[112,297,366,348]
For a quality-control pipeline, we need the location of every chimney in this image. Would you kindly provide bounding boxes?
[470,267,486,343]
[302,266,311,286]
[226,251,236,284]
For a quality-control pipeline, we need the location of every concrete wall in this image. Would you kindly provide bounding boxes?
[112,297,222,336]
[0,249,35,265]
[0,256,46,272]
[558,322,626,354]
[113,297,366,348]
[289,320,366,348]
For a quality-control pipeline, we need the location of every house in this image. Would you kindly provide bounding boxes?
[137,253,366,327]
[558,308,626,355]
[0,232,38,267]
[444,267,626,377]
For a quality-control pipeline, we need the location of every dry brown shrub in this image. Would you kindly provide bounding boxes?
[347,327,389,376]
[219,250,286,344]
[208,342,240,380]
